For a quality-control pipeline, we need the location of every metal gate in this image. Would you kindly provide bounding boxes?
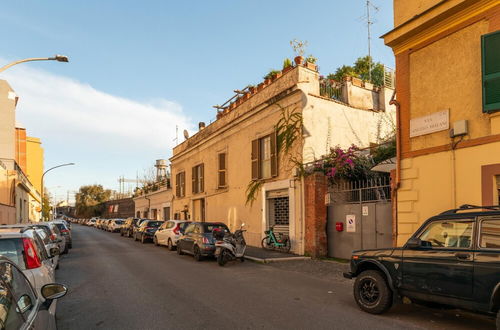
[327,177,393,259]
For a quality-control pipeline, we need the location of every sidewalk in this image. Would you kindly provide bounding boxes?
[244,246,311,263]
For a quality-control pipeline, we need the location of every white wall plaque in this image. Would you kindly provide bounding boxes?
[362,206,369,216]
[410,109,449,138]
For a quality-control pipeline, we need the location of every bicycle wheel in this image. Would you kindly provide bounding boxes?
[261,237,273,250]
[280,238,291,253]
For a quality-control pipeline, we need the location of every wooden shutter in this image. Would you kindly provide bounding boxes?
[200,164,204,192]
[251,139,259,180]
[218,153,226,187]
[270,132,278,177]
[192,166,197,194]
[175,173,181,197]
[180,172,185,197]
[482,31,500,113]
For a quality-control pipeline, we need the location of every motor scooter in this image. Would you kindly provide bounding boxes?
[214,223,246,266]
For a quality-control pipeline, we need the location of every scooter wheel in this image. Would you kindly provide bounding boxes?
[240,257,245,262]
[217,251,227,266]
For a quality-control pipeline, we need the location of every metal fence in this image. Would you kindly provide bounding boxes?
[329,176,391,204]
[319,80,343,101]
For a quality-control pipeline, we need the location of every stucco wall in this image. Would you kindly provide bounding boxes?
[302,95,396,164]
[26,137,43,194]
[397,141,500,245]
[394,0,444,27]
[409,20,490,152]
[134,188,173,220]
[0,80,16,161]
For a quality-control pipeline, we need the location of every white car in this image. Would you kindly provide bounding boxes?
[0,226,57,301]
[108,219,125,232]
[153,220,190,250]
[88,218,97,227]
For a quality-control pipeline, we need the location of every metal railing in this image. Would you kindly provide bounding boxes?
[329,176,391,204]
[319,79,343,101]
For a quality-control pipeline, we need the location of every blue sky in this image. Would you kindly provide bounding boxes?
[0,1,394,203]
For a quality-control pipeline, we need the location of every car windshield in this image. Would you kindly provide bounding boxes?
[203,224,229,233]
[0,239,24,269]
[114,220,124,224]
[54,223,67,231]
[147,221,163,228]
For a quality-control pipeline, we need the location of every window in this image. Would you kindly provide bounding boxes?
[192,164,204,194]
[251,132,277,180]
[0,262,27,329]
[418,220,474,249]
[218,153,227,188]
[136,211,140,218]
[479,218,500,249]
[175,172,185,197]
[482,31,500,113]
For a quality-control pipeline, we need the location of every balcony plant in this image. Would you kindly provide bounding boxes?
[282,58,293,73]
[305,55,317,71]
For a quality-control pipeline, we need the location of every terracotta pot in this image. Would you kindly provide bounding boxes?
[306,62,317,71]
[248,86,256,94]
[264,78,271,85]
[282,66,293,74]
[242,93,250,100]
[216,112,223,119]
[274,72,283,80]
[294,56,304,65]
[257,83,264,91]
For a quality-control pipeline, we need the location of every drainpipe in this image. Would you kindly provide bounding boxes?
[389,89,401,246]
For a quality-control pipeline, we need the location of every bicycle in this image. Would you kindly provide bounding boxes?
[261,225,291,253]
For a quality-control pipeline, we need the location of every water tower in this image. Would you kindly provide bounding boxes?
[155,159,168,181]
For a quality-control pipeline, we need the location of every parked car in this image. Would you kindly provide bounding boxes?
[32,222,66,257]
[131,218,149,238]
[121,218,140,237]
[34,228,60,270]
[51,221,72,252]
[154,220,190,250]
[0,226,57,300]
[134,220,164,243]
[108,219,125,232]
[177,222,230,261]
[0,256,68,330]
[344,204,500,327]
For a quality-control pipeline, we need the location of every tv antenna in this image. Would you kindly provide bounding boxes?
[360,0,379,83]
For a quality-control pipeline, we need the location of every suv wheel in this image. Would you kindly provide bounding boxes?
[353,270,393,314]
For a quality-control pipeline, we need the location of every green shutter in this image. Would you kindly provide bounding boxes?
[482,31,500,113]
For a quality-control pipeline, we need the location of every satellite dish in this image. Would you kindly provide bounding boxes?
[183,129,189,140]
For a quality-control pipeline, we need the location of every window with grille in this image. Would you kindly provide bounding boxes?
[218,153,227,188]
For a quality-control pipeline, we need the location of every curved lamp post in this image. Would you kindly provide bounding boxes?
[41,163,75,220]
[0,55,69,73]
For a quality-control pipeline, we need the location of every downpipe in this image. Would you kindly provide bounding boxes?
[389,90,401,247]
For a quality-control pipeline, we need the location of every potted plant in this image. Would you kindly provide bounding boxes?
[263,69,281,81]
[290,39,308,66]
[282,58,293,73]
[305,55,317,70]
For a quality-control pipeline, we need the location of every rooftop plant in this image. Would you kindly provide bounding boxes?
[283,58,292,69]
[305,55,317,64]
[263,69,281,80]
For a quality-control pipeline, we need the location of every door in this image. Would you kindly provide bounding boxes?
[402,218,475,301]
[181,223,196,252]
[192,199,205,222]
[156,222,169,244]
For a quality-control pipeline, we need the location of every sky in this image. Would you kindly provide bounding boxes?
[0,0,395,204]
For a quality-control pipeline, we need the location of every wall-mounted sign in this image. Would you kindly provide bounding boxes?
[346,214,356,232]
[362,206,369,216]
[410,109,449,138]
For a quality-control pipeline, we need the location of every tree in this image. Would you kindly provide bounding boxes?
[75,185,111,218]
[330,56,385,86]
[42,189,51,221]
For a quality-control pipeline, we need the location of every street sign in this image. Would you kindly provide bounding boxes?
[362,206,369,216]
[346,214,356,232]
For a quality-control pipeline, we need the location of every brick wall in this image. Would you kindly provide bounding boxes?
[102,198,135,219]
[304,172,328,257]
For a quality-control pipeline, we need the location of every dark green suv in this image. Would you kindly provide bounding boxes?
[343,205,500,328]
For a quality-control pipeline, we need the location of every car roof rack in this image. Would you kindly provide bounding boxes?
[439,204,500,215]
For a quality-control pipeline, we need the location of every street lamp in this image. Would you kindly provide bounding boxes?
[41,163,75,220]
[0,54,69,73]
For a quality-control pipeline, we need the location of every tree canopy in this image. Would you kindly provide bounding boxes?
[328,56,385,86]
[75,184,111,218]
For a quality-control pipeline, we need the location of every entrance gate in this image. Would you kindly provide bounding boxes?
[327,177,393,259]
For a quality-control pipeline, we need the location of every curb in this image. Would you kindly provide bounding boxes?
[245,255,311,263]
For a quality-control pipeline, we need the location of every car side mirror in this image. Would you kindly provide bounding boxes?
[406,237,424,249]
[17,294,33,313]
[50,247,60,257]
[41,283,68,300]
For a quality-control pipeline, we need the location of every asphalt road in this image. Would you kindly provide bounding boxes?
[55,225,495,330]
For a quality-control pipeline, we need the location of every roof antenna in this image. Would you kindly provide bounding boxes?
[362,0,379,83]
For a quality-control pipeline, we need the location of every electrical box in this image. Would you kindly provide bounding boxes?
[450,120,468,137]
[335,222,344,232]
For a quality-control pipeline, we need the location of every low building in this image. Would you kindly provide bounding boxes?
[170,63,396,255]
[383,0,500,244]
[133,184,173,220]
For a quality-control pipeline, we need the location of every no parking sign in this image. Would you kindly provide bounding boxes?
[346,215,356,232]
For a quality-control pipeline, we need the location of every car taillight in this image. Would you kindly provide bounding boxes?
[173,224,181,235]
[22,238,41,269]
[202,237,209,244]
[60,229,69,235]
[50,234,57,241]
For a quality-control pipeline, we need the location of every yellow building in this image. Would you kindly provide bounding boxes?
[26,137,44,195]
[383,0,500,245]
[170,64,396,254]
